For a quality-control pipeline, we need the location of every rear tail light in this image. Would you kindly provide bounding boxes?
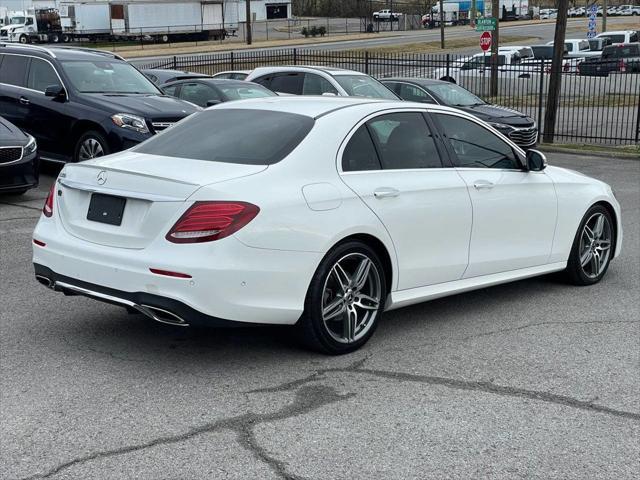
[619,59,626,72]
[166,201,260,244]
[43,182,55,218]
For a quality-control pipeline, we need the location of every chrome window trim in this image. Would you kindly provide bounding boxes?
[0,53,67,96]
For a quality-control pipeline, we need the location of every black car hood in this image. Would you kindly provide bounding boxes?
[81,93,200,119]
[0,116,28,147]
[458,104,534,127]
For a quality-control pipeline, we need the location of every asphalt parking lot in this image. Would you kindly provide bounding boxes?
[1,152,638,480]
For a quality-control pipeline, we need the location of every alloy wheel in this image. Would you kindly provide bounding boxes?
[579,212,612,279]
[78,138,105,161]
[321,253,382,344]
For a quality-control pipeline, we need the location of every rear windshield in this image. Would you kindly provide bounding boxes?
[134,109,314,165]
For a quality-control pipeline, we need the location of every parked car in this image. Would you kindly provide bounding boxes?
[373,9,402,21]
[0,115,38,194]
[211,70,252,80]
[539,8,558,19]
[33,97,622,354]
[0,45,200,163]
[578,43,640,76]
[141,69,210,86]
[595,30,639,44]
[246,66,399,99]
[546,39,601,58]
[161,79,276,108]
[381,78,538,149]
[433,50,533,84]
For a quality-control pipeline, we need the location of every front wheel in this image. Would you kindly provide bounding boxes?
[565,205,615,285]
[297,241,387,355]
[19,34,29,44]
[74,130,109,162]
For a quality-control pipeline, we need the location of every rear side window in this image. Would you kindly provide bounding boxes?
[302,74,338,95]
[367,113,443,169]
[0,54,29,87]
[134,109,314,165]
[342,125,381,172]
[27,58,61,92]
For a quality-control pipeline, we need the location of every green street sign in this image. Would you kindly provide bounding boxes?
[476,17,497,32]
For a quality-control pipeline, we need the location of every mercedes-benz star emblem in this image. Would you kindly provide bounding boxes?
[96,171,107,185]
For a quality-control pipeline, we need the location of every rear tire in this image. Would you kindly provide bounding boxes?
[74,130,109,163]
[565,205,615,286]
[19,34,29,44]
[297,241,387,355]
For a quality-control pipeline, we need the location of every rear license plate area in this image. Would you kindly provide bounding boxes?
[87,193,126,226]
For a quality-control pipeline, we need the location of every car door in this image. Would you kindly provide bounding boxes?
[267,72,304,95]
[432,111,557,278]
[339,111,472,290]
[24,57,74,158]
[302,73,339,95]
[0,54,30,130]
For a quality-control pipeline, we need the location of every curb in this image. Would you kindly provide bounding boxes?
[539,145,639,160]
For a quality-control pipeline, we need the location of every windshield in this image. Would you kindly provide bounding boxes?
[333,75,398,100]
[10,17,25,24]
[218,83,276,101]
[61,60,160,94]
[426,83,484,107]
[134,109,314,165]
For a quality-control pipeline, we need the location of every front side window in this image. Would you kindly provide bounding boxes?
[179,82,219,107]
[333,75,398,99]
[397,83,435,104]
[27,58,61,92]
[61,60,159,94]
[435,114,520,170]
[269,73,304,95]
[162,84,178,96]
[367,113,442,169]
[302,73,338,95]
[0,55,29,87]
[134,109,314,165]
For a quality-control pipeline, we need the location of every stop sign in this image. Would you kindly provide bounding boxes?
[480,31,492,51]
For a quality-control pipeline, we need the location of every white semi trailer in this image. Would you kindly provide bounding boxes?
[56,1,237,43]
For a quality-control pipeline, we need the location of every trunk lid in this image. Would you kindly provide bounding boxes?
[56,152,267,249]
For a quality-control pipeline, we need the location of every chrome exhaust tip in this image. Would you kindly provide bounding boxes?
[139,305,190,327]
[35,275,53,289]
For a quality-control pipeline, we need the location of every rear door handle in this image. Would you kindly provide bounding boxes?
[473,180,495,190]
[374,187,400,199]
[19,97,30,105]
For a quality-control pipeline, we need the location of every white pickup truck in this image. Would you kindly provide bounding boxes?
[373,9,402,21]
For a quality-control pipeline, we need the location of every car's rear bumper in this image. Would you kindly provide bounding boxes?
[32,214,322,326]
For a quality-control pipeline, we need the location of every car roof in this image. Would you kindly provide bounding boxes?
[249,65,366,76]
[209,95,466,119]
[381,77,449,87]
[0,44,125,61]
[164,78,261,88]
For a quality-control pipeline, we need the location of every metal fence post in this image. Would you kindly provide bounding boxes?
[293,48,297,65]
[445,54,450,80]
[365,51,369,75]
[173,56,177,69]
[537,59,544,134]
[230,51,235,70]
[635,92,640,144]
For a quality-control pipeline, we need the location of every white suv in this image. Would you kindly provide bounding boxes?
[245,66,399,99]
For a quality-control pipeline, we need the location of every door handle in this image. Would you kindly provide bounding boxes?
[19,97,30,105]
[473,180,495,190]
[373,187,400,199]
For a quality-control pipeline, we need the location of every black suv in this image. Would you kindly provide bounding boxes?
[0,45,200,163]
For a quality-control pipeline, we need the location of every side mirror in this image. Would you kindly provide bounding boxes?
[206,99,221,107]
[44,85,65,100]
[526,149,547,171]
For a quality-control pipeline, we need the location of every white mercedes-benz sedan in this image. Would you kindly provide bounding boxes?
[33,97,622,354]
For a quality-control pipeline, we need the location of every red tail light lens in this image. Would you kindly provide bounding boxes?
[166,201,260,244]
[43,182,55,218]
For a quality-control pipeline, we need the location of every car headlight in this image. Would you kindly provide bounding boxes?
[111,113,149,134]
[24,135,37,156]
[488,122,513,131]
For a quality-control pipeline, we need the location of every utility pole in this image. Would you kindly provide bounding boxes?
[439,0,445,48]
[602,0,607,32]
[543,0,569,143]
[245,0,252,45]
[391,0,393,32]
[490,0,500,97]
